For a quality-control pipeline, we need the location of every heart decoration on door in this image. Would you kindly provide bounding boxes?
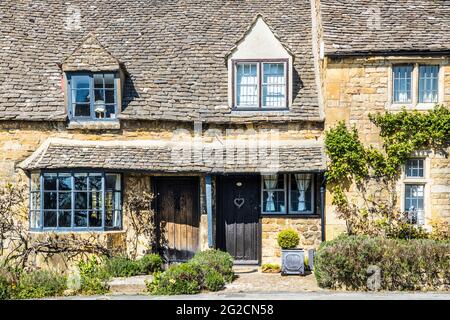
[233,197,245,209]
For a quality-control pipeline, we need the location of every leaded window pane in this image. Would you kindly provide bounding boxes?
[419,65,439,103]
[404,184,425,224]
[262,63,286,108]
[393,65,413,103]
[405,159,424,178]
[236,63,258,107]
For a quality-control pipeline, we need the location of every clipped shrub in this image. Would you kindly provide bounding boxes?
[139,254,164,274]
[314,235,450,291]
[78,256,109,295]
[14,270,67,299]
[147,262,202,295]
[261,263,281,273]
[202,268,225,292]
[277,229,300,249]
[191,249,234,282]
[104,256,142,277]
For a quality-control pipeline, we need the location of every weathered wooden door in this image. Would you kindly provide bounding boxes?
[155,177,200,262]
[217,175,260,264]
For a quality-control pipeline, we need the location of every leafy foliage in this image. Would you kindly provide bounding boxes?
[190,249,234,283]
[14,270,67,299]
[147,262,203,295]
[103,256,142,278]
[314,235,450,291]
[261,263,281,273]
[147,249,234,295]
[77,256,110,295]
[202,268,225,292]
[277,229,300,249]
[138,254,164,274]
[0,271,12,300]
[325,106,450,238]
[103,253,164,277]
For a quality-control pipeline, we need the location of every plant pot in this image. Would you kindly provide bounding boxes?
[281,248,305,275]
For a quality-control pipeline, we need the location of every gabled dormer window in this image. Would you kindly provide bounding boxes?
[233,60,288,109]
[68,73,118,120]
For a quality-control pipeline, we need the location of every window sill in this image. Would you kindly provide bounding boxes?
[67,119,121,130]
[386,103,438,111]
[232,107,289,112]
[261,213,319,219]
[29,228,124,234]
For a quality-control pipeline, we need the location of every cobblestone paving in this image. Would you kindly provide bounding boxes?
[223,269,322,293]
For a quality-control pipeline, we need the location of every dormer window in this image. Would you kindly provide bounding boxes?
[68,73,118,120]
[234,60,287,109]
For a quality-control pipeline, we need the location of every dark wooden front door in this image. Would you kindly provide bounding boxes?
[155,177,200,262]
[217,175,260,264]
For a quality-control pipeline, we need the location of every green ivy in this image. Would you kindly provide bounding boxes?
[326,105,450,184]
[325,105,450,236]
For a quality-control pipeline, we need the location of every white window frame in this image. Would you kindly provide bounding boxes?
[401,157,430,226]
[388,61,445,111]
[233,59,288,110]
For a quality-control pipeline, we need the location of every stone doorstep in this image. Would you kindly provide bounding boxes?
[108,275,153,294]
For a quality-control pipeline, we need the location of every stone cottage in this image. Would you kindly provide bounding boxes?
[0,0,448,269]
[0,0,325,267]
[319,0,450,238]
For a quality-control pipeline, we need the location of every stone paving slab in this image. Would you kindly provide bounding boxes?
[224,270,322,293]
[108,275,153,294]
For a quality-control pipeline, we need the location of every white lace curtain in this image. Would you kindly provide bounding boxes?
[294,173,311,211]
[263,174,278,212]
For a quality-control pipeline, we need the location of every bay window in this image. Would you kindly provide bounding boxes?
[234,60,287,109]
[261,173,315,215]
[30,172,122,231]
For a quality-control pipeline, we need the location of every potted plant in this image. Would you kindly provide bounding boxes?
[277,229,305,275]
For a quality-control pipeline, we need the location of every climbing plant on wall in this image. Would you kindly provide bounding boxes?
[325,105,450,237]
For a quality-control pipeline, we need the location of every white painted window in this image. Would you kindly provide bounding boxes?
[234,60,287,109]
[390,63,441,108]
[404,159,426,225]
[393,65,413,103]
[236,63,259,108]
[262,63,286,108]
[419,65,439,103]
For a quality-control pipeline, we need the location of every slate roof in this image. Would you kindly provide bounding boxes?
[0,0,320,122]
[19,138,326,173]
[321,0,450,56]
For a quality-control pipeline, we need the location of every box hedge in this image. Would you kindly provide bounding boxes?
[314,235,450,291]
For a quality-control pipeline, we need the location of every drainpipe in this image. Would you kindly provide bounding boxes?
[320,173,326,242]
[205,175,213,248]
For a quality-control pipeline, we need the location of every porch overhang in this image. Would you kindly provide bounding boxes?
[19,138,326,173]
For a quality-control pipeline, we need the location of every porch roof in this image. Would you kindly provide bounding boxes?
[19,138,326,173]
